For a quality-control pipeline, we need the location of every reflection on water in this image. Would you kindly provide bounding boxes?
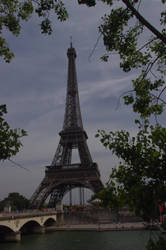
[0,230,158,250]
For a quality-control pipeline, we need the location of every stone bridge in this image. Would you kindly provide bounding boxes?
[0,211,60,242]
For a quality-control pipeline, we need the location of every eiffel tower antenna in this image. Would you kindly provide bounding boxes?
[30,44,103,208]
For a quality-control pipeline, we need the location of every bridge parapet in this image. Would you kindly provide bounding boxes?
[0,210,56,221]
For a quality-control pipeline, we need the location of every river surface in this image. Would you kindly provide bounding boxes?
[0,231,158,250]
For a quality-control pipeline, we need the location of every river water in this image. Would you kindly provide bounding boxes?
[0,230,157,250]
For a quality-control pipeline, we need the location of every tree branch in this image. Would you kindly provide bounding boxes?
[122,0,166,44]
[157,85,166,104]
[137,38,156,52]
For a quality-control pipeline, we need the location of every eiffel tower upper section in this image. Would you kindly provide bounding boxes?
[50,43,93,168]
[63,43,83,131]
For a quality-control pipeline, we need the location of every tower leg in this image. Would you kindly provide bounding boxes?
[79,188,82,205]
[69,190,72,207]
[82,188,85,205]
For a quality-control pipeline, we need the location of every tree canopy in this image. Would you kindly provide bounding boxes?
[0,192,29,211]
[96,121,166,220]
[0,0,68,62]
[98,0,166,119]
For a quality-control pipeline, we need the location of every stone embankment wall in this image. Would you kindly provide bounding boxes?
[64,209,142,225]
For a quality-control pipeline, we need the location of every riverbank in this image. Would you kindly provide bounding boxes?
[51,222,147,232]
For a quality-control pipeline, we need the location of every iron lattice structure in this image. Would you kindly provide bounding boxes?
[30,44,103,208]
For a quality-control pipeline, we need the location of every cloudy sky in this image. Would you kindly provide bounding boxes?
[0,0,163,202]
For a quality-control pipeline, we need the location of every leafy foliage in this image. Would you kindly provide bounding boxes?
[96,120,166,221]
[0,192,29,211]
[0,0,68,62]
[98,0,166,118]
[0,105,26,161]
[96,180,125,211]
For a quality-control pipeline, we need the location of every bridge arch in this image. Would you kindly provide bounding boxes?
[18,218,42,231]
[44,217,56,226]
[0,225,20,242]
[0,225,15,233]
[20,220,43,234]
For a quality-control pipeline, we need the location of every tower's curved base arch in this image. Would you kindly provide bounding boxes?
[30,164,103,209]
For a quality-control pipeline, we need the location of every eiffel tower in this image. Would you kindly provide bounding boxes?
[30,43,104,208]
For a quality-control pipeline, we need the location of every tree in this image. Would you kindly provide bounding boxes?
[0,105,26,161]
[0,192,29,211]
[96,122,166,220]
[97,0,166,118]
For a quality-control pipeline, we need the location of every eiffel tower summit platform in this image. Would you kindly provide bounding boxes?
[30,44,104,209]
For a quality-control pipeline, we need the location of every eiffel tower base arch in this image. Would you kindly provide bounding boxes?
[30,163,103,209]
